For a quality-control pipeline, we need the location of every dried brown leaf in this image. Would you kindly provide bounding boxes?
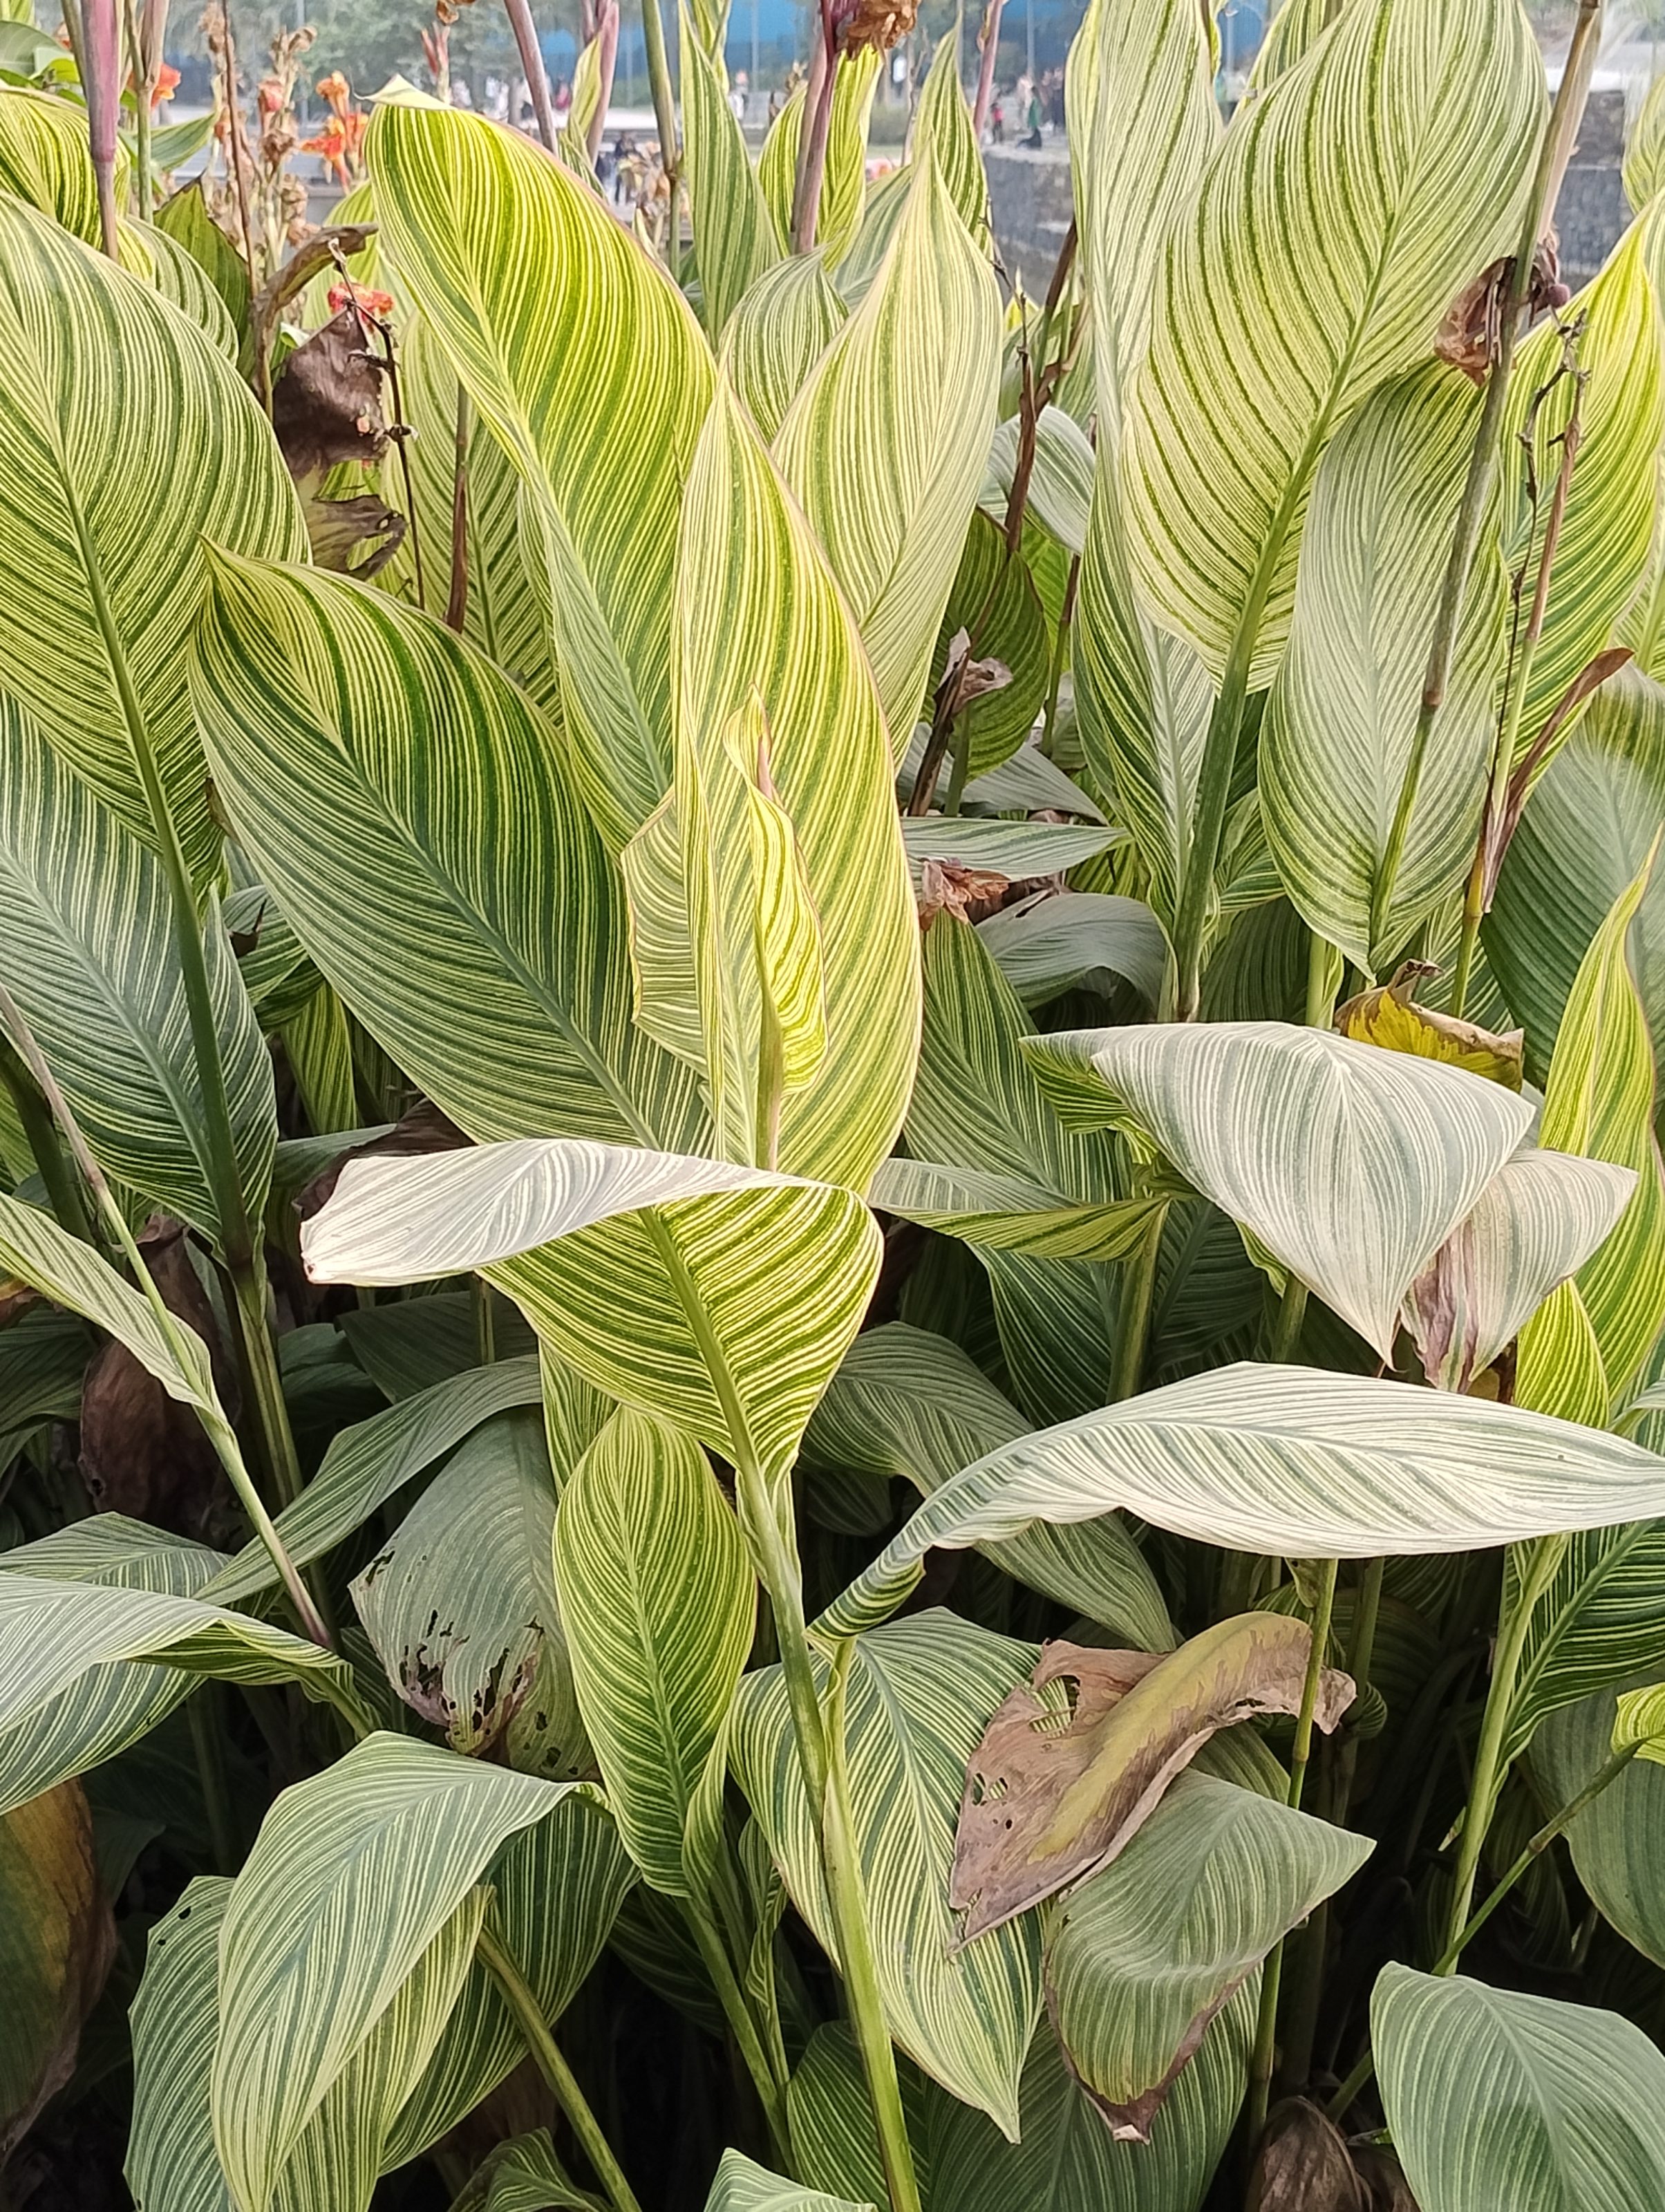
[1246,2099,1369,2212]
[952,1617,1354,1937]
[271,306,388,480]
[0,1781,115,2160]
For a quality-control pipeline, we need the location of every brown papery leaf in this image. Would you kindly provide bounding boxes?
[916,856,1013,926]
[271,306,388,480]
[1246,2099,1368,2212]
[1335,968,1523,1091]
[952,1615,1354,1938]
[0,1781,115,2160]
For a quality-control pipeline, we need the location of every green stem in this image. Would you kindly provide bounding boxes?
[474,1273,498,1366]
[1329,1556,1385,1829]
[1371,0,1602,957]
[1329,1732,1641,2124]
[187,1684,238,1873]
[61,474,303,1503]
[1440,1530,1569,1956]
[0,1038,95,1244]
[123,0,153,218]
[1268,1280,1308,1362]
[478,1920,646,2212]
[1108,1206,1163,1403]
[1304,932,1342,1028]
[1040,556,1080,758]
[641,0,681,256]
[682,1899,793,2161]
[822,1642,925,2212]
[1247,1557,1338,2140]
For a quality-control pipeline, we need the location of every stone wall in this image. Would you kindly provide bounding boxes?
[985,88,1633,297]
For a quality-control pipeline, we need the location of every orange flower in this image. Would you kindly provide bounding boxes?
[301,120,350,184]
[315,68,352,118]
[257,75,285,115]
[327,281,395,317]
[125,59,181,106]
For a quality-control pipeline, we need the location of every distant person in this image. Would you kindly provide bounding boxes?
[729,68,747,124]
[1023,88,1042,147]
[989,93,1004,143]
[554,75,572,114]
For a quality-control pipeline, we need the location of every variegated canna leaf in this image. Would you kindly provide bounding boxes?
[368,99,714,850]
[1125,0,1543,688]
[720,252,847,443]
[0,194,304,879]
[681,6,782,339]
[776,151,1001,749]
[1263,364,1505,973]
[757,50,880,264]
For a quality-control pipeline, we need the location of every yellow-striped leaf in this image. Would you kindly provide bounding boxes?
[0,696,274,1248]
[1124,0,1543,688]
[0,84,99,239]
[1263,362,1505,972]
[664,377,919,1185]
[731,1611,1042,2136]
[707,2150,872,2212]
[1628,77,1665,214]
[301,1138,881,1492]
[681,6,782,338]
[189,550,705,1153]
[719,251,847,443]
[776,151,1001,749]
[368,100,715,850]
[0,196,304,879]
[912,28,986,243]
[554,1406,753,1895]
[1517,853,1665,1414]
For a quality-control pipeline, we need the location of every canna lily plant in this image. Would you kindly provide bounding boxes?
[7,0,1665,2206]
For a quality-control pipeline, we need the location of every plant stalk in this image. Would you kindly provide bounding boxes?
[504,0,560,152]
[478,1920,646,2212]
[82,0,122,256]
[1108,1206,1163,1403]
[446,384,472,634]
[122,0,155,219]
[640,0,681,253]
[0,1038,96,1245]
[683,1900,793,2159]
[971,0,1007,138]
[1246,1556,1338,2139]
[1440,1530,1569,1956]
[791,2,838,254]
[1372,0,1603,961]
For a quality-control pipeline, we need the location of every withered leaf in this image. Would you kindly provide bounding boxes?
[916,856,1013,926]
[78,1217,242,1544]
[0,1780,115,2160]
[1335,968,1523,1091]
[271,306,388,480]
[299,486,408,579]
[952,1616,1354,1938]
[1246,2099,1369,2212]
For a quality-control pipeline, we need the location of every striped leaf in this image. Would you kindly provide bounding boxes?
[984,410,1095,558]
[0,85,100,240]
[1124,0,1543,688]
[731,1611,1042,2136]
[681,7,781,339]
[869,1158,1160,1262]
[802,1322,1175,1649]
[661,377,919,1185]
[206,1358,544,1604]
[1047,1772,1371,2139]
[706,2150,870,2212]
[1532,1687,1665,1968]
[912,28,986,242]
[1628,77,1665,213]
[787,2023,937,2206]
[155,178,250,333]
[210,1733,598,2212]
[0,194,303,880]
[1375,1965,1665,2212]
[131,1871,487,2212]
[120,219,238,357]
[368,99,715,850]
[930,513,1051,776]
[926,1996,1252,2212]
[1503,1519,1665,1764]
[449,2132,601,2212]
[1263,364,1504,971]
[1504,222,1664,769]
[351,1409,586,1774]
[977,893,1167,1008]
[554,1406,753,1895]
[301,1139,880,1489]
[1518,855,1665,1416]
[1024,1022,1534,1356]
[189,550,704,1153]
[757,50,881,265]
[1485,667,1665,1085]
[820,1364,1665,1636]
[719,252,847,444]
[0,1572,363,1814]
[1250,0,1331,89]
[775,151,1001,748]
[0,696,274,1248]
[1402,1147,1636,1394]
[902,816,1123,877]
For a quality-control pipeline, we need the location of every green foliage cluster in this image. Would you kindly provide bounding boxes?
[7,2,1665,2210]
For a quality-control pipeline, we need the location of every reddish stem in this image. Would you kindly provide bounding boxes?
[82,0,121,257]
[972,0,1006,137]
[505,0,559,152]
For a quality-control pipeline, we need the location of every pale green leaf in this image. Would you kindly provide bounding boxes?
[1375,1965,1665,2212]
[1125,0,1543,688]
[719,251,847,444]
[451,2130,603,2212]
[1627,76,1665,214]
[0,194,304,879]
[821,1362,1665,1635]
[1532,1687,1665,1968]
[912,28,986,243]
[977,893,1166,1006]
[757,50,880,265]
[681,9,781,337]
[1263,363,1504,971]
[868,1157,1161,1262]
[705,2149,872,2212]
[0,84,98,239]
[928,512,1051,775]
[901,816,1124,877]
[984,410,1094,558]
[211,1732,598,2212]
[1047,1772,1370,2138]
[1024,1021,1534,1355]
[803,1323,1174,1649]
[554,1406,753,1894]
[731,1611,1042,2136]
